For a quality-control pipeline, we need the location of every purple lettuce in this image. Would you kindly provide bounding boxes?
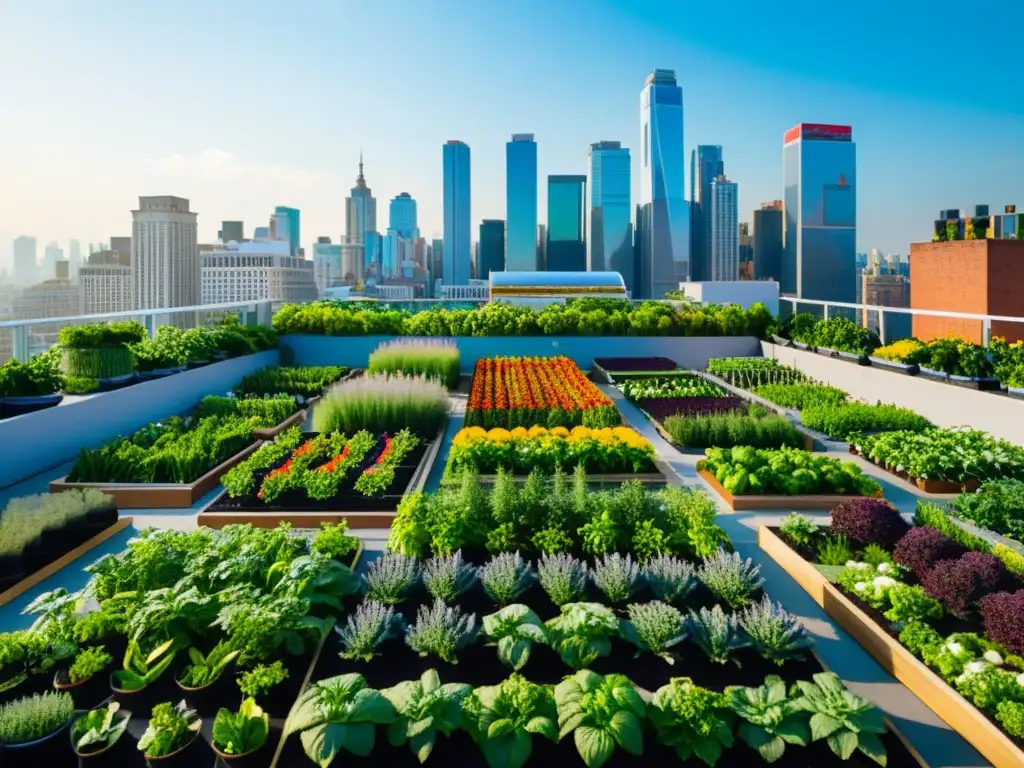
[980,589,1024,654]
[921,552,1012,617]
[892,527,965,578]
[594,357,678,372]
[638,397,747,422]
[830,498,909,547]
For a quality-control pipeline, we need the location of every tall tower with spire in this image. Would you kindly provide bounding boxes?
[345,152,377,247]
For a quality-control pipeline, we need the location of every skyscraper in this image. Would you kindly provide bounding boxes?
[220,221,244,243]
[709,176,739,281]
[782,123,857,301]
[546,175,587,272]
[274,206,301,256]
[388,193,419,240]
[505,134,538,271]
[345,154,377,250]
[43,242,63,279]
[638,69,689,298]
[479,220,505,280]
[753,201,784,282]
[132,196,200,316]
[691,145,724,282]
[13,236,37,285]
[443,140,471,285]
[587,141,633,290]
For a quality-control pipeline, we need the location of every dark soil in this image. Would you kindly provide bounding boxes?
[593,357,678,372]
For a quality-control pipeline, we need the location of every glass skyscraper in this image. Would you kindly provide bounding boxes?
[587,141,633,291]
[782,123,857,301]
[478,220,505,280]
[546,175,587,272]
[274,206,301,256]
[691,145,724,282]
[710,177,739,281]
[388,193,419,240]
[443,140,471,285]
[638,69,689,299]
[505,134,538,272]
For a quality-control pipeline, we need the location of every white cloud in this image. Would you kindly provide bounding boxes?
[155,148,322,189]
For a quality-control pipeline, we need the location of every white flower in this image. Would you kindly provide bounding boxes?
[854,582,868,592]
[965,660,990,675]
[983,650,1004,666]
[872,576,898,588]
[877,563,893,574]
[945,641,964,655]
[1016,673,1024,687]
[845,560,858,568]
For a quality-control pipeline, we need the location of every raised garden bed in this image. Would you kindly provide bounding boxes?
[847,447,979,495]
[699,468,879,511]
[251,399,315,440]
[918,366,1002,391]
[868,356,920,376]
[592,356,679,372]
[759,525,1024,768]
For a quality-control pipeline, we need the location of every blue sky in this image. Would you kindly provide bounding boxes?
[1,0,1021,267]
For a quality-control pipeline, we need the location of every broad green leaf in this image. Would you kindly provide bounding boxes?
[350,689,397,724]
[764,676,787,704]
[410,728,436,763]
[693,735,724,767]
[489,718,515,739]
[507,730,533,768]
[187,647,205,666]
[857,731,889,766]
[611,686,646,719]
[758,735,786,764]
[738,722,773,750]
[421,669,441,694]
[558,708,585,740]
[407,717,433,738]
[554,679,583,707]
[341,722,376,757]
[482,732,531,768]
[525,715,557,742]
[499,637,531,670]
[300,723,342,768]
[827,729,859,760]
[574,725,616,768]
[608,710,642,755]
[387,718,407,747]
[383,681,421,713]
[775,714,811,746]
[285,687,329,736]
[809,712,843,741]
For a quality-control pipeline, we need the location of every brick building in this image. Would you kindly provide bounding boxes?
[909,239,1024,343]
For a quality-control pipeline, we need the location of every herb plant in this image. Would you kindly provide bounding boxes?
[336,600,406,662]
[482,604,548,670]
[591,553,643,604]
[480,552,536,606]
[422,550,478,603]
[364,553,421,605]
[382,669,472,762]
[738,597,814,666]
[112,638,177,691]
[648,676,734,766]
[791,672,888,765]
[212,698,269,756]
[555,671,645,768]
[178,641,241,688]
[779,513,819,549]
[537,553,590,606]
[642,554,698,605]
[72,701,130,753]
[685,605,749,664]
[283,673,397,766]
[461,674,558,768]
[405,599,479,663]
[817,535,855,566]
[728,676,810,763]
[698,549,764,608]
[621,600,687,662]
[237,661,289,700]
[0,691,74,745]
[138,701,201,758]
[69,646,112,683]
[545,602,620,669]
[312,521,361,562]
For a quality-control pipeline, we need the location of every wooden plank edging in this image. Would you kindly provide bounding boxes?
[0,517,134,607]
[759,525,1024,768]
[252,408,308,440]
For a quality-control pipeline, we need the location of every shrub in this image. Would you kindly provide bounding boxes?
[368,339,460,389]
[685,604,749,664]
[336,600,406,662]
[779,513,819,550]
[591,553,642,604]
[921,552,1012,617]
[893,527,965,577]
[537,553,590,606]
[479,552,536,606]
[364,554,420,605]
[234,366,346,399]
[830,498,909,547]
[312,372,448,436]
[422,551,478,603]
[405,599,478,663]
[662,411,803,450]
[237,662,288,700]
[738,596,814,665]
[952,479,1024,542]
[311,521,360,562]
[621,600,686,661]
[642,554,698,605]
[0,691,74,745]
[698,549,764,609]
[980,590,1024,654]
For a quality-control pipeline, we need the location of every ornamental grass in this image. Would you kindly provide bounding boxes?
[0,489,115,558]
[368,339,460,390]
[313,372,448,436]
[661,410,803,450]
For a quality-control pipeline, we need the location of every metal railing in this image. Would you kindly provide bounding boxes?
[0,300,274,362]
[779,296,1024,346]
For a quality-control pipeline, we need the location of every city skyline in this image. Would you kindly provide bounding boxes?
[1,0,1022,268]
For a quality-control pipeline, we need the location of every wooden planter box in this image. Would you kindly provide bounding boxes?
[847,448,979,495]
[758,525,1024,768]
[197,426,446,530]
[0,517,134,608]
[472,470,667,484]
[49,442,263,509]
[698,468,880,511]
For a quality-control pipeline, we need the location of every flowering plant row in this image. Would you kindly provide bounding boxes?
[465,356,619,429]
[446,426,656,475]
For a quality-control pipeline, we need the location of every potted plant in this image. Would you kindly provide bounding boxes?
[182,328,217,369]
[236,661,288,710]
[0,352,64,419]
[130,327,189,379]
[137,701,203,767]
[110,638,177,709]
[211,697,269,766]
[0,690,75,758]
[59,321,143,389]
[174,641,240,709]
[54,646,112,710]
[70,701,131,765]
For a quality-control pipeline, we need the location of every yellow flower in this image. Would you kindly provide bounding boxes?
[510,427,529,439]
[528,426,548,437]
[487,428,512,442]
[570,426,591,439]
[550,427,570,437]
[613,427,637,441]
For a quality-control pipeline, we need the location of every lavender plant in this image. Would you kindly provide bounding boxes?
[738,595,814,666]
[621,600,687,663]
[364,553,420,606]
[698,549,765,609]
[642,554,698,605]
[685,605,750,664]
[591,553,642,604]
[335,600,406,662]
[537,553,590,606]
[422,550,477,603]
[479,552,536,606]
[405,599,478,664]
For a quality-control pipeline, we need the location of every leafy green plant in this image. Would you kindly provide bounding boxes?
[178,640,241,688]
[802,402,930,440]
[235,366,346,399]
[701,445,881,497]
[578,511,619,556]
[111,638,177,691]
[537,553,590,606]
[237,661,289,700]
[312,521,361,561]
[663,410,804,450]
[69,646,112,683]
[752,383,848,410]
[461,674,558,768]
[405,599,478,664]
[482,604,548,670]
[283,673,396,766]
[861,543,893,567]
[642,554,698,605]
[698,549,764,609]
[0,691,74,745]
[381,669,471,762]
[648,676,734,766]
[883,584,944,626]
[817,535,855,566]
[738,596,814,665]
[212,697,269,756]
[778,513,819,550]
[592,553,642,603]
[790,672,888,765]
[545,602,620,669]
[422,550,478,603]
[621,600,687,662]
[480,552,536,606]
[336,600,406,662]
[138,701,201,758]
[685,605,749,664]
[727,675,810,763]
[555,670,645,768]
[364,553,421,605]
[72,701,130,753]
